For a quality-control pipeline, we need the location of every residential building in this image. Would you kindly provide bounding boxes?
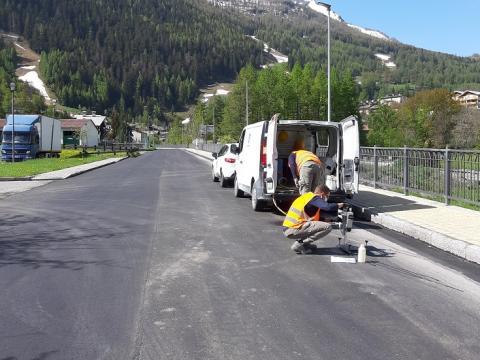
[453,90,480,109]
[61,119,99,147]
[73,112,107,139]
[379,94,406,106]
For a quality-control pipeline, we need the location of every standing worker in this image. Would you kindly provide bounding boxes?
[283,185,344,254]
[288,140,324,194]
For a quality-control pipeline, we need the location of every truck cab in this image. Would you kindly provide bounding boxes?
[233,114,360,211]
[1,115,61,161]
[1,123,39,160]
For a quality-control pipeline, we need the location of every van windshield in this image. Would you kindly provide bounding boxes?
[2,132,31,144]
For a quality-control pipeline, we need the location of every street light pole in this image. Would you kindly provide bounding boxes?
[316,1,331,122]
[10,82,16,163]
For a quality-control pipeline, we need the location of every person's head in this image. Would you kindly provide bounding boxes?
[293,138,304,151]
[314,184,330,200]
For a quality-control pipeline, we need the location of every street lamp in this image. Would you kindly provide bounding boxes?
[10,82,16,163]
[315,1,331,122]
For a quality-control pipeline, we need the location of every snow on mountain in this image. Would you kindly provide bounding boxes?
[346,24,389,41]
[248,36,289,65]
[375,53,397,68]
[306,1,343,22]
[306,1,390,41]
[19,71,51,101]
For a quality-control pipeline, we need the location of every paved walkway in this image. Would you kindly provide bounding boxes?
[350,185,480,264]
[183,147,480,265]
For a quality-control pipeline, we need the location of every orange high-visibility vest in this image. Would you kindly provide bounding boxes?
[283,192,320,229]
[294,150,321,175]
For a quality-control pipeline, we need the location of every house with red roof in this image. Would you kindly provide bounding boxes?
[61,119,98,147]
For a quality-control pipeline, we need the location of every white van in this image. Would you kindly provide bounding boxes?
[233,114,360,211]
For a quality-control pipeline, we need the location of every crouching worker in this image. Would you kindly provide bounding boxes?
[283,184,344,254]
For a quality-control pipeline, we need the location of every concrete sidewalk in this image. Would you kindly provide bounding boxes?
[181,147,480,265]
[350,185,480,264]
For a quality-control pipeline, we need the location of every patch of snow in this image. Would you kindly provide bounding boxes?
[307,1,342,22]
[248,35,289,66]
[14,43,26,51]
[216,89,229,95]
[307,1,390,41]
[375,53,396,68]
[19,71,51,100]
[375,53,391,61]
[20,65,36,70]
[5,34,18,39]
[347,24,389,41]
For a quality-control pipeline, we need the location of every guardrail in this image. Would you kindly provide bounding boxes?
[157,143,223,153]
[64,142,145,153]
[360,146,480,206]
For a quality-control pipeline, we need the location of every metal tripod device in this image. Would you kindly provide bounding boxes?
[336,206,354,254]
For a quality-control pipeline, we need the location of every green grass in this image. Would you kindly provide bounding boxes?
[0,151,127,177]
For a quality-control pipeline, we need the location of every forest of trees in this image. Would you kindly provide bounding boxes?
[1,0,480,147]
[168,62,360,144]
[254,10,480,100]
[0,0,266,122]
[366,89,480,149]
[0,40,46,117]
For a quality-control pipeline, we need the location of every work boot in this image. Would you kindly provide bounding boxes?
[291,241,304,254]
[291,241,313,255]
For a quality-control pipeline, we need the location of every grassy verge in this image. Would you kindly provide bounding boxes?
[0,151,128,177]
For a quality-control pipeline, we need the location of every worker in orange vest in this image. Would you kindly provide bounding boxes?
[283,185,344,254]
[288,140,325,194]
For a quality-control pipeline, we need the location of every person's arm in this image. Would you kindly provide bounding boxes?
[288,153,298,184]
[308,196,339,212]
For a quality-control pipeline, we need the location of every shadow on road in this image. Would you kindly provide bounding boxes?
[0,212,133,271]
[1,350,58,360]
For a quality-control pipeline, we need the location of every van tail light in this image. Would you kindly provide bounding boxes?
[260,137,267,167]
[224,158,236,163]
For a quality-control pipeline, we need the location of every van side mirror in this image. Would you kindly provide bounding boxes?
[231,144,238,154]
[212,152,218,159]
[354,157,360,171]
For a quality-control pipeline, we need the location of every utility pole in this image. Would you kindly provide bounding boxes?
[10,82,16,163]
[246,80,249,126]
[315,1,332,122]
[212,101,215,144]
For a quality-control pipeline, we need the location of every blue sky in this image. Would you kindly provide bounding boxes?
[330,1,479,57]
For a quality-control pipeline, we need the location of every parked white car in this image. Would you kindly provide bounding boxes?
[233,114,360,211]
[211,143,238,187]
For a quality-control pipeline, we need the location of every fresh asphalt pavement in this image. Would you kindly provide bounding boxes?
[0,149,479,360]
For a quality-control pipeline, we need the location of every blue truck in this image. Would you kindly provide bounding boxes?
[1,114,62,161]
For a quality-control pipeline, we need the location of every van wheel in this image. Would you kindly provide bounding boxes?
[234,176,244,198]
[251,186,264,211]
[220,170,228,188]
[212,166,219,182]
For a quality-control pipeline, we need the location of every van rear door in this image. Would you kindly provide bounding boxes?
[340,116,360,195]
[265,114,279,194]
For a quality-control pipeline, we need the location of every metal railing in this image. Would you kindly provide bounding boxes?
[157,143,223,153]
[360,146,480,206]
[159,143,480,206]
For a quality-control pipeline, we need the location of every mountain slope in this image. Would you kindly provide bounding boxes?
[0,0,265,116]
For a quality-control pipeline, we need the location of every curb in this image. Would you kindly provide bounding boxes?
[182,148,213,161]
[32,157,128,180]
[349,201,480,265]
[0,176,33,181]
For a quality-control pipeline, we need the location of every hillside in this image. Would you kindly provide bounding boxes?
[0,0,265,118]
[1,0,480,122]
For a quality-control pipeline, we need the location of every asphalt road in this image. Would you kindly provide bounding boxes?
[0,149,479,360]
